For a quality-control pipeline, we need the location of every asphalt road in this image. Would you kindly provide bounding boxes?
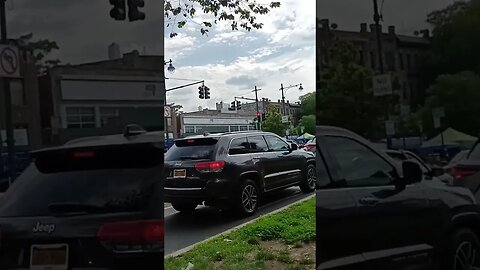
[164,187,313,256]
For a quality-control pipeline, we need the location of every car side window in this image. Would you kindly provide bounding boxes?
[247,136,269,153]
[229,137,250,155]
[325,136,397,187]
[265,135,289,152]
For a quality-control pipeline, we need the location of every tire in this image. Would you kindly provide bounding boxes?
[443,228,480,270]
[235,179,260,217]
[300,164,316,193]
[171,202,197,214]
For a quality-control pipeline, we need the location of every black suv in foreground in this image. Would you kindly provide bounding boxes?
[0,126,164,270]
[316,126,480,270]
[164,131,316,216]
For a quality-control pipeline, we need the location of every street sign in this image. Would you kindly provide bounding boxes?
[400,105,410,116]
[282,116,289,123]
[164,106,171,117]
[373,74,392,97]
[433,107,445,118]
[385,120,395,136]
[433,117,441,129]
[0,45,20,78]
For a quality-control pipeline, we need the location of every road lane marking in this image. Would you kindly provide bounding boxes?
[164,193,315,258]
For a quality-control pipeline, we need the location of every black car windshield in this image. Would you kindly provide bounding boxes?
[165,138,218,161]
[0,144,163,217]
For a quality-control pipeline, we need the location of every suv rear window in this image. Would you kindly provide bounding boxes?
[468,141,480,160]
[0,143,163,217]
[165,138,218,161]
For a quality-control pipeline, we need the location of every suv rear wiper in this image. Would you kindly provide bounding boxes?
[48,202,106,216]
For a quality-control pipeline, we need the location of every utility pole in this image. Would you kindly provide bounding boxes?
[373,0,392,149]
[253,86,261,130]
[373,0,384,74]
[280,83,285,116]
[1,0,15,183]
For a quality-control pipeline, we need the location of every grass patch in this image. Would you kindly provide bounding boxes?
[165,196,315,270]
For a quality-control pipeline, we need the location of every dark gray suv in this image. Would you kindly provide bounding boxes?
[164,131,316,216]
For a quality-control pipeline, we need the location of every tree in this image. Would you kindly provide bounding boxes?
[164,0,281,37]
[15,33,61,74]
[398,113,422,137]
[318,39,384,139]
[427,0,480,76]
[262,108,288,136]
[298,115,315,135]
[299,92,315,118]
[418,71,480,137]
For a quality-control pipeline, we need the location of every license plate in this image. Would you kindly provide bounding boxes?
[30,244,68,270]
[173,169,187,178]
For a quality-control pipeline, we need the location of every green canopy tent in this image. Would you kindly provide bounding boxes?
[421,128,478,149]
[298,133,315,140]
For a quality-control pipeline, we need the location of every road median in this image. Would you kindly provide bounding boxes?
[165,195,316,270]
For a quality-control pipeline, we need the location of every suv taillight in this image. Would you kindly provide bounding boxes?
[450,166,477,180]
[305,145,315,151]
[97,219,163,252]
[195,161,225,172]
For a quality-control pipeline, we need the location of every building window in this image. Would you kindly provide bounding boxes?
[399,53,404,70]
[66,107,95,129]
[249,125,257,130]
[240,126,248,131]
[100,107,120,126]
[370,52,376,69]
[230,126,239,132]
[185,126,195,134]
[386,52,395,71]
[359,50,364,65]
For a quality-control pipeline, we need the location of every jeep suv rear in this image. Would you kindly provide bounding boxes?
[0,128,164,270]
[164,131,316,216]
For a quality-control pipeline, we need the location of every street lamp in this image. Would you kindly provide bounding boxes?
[164,59,175,73]
[279,83,303,116]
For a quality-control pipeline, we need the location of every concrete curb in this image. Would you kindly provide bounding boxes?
[164,193,315,259]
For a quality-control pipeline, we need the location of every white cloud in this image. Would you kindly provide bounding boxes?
[164,1,315,112]
[164,33,197,60]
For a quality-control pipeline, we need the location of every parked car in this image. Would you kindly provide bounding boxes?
[164,130,316,216]
[316,125,480,270]
[304,137,316,152]
[384,149,452,184]
[445,149,469,171]
[0,126,164,270]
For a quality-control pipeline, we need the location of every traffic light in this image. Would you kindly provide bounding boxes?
[198,86,205,99]
[127,0,145,21]
[230,101,236,110]
[110,0,126,20]
[236,101,241,110]
[204,86,211,99]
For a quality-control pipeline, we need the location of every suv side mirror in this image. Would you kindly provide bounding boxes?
[291,144,298,151]
[400,161,423,187]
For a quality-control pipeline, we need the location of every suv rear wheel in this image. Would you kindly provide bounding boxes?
[235,179,259,216]
[300,164,316,193]
[445,228,480,270]
[171,202,197,214]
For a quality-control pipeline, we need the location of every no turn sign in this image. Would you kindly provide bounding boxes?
[0,45,20,78]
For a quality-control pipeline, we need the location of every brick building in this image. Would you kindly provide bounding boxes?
[317,18,432,108]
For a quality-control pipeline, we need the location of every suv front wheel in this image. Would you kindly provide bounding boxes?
[235,179,260,216]
[444,228,480,270]
[171,202,198,214]
[300,164,316,193]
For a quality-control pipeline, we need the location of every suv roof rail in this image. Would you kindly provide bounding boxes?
[222,130,263,135]
[123,124,147,137]
[203,131,211,136]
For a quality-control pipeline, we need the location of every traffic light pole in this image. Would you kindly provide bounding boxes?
[1,0,15,183]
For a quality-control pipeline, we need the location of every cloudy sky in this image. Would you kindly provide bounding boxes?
[317,0,456,35]
[164,1,315,112]
[6,0,163,64]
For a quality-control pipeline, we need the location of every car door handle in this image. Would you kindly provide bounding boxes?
[358,196,379,206]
